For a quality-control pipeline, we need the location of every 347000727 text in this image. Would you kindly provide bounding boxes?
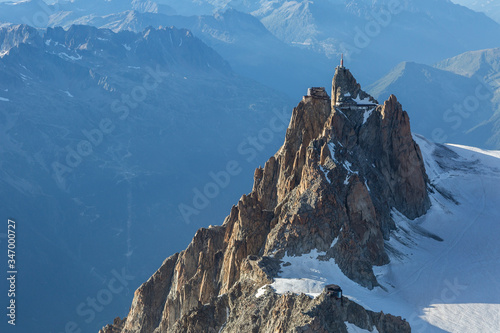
[6,219,17,326]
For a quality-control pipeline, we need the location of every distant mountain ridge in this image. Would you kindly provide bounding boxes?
[436,48,500,148]
[0,23,292,332]
[1,0,500,97]
[451,0,500,23]
[0,23,232,76]
[368,49,500,149]
[68,8,333,98]
[435,47,500,79]
[145,0,500,81]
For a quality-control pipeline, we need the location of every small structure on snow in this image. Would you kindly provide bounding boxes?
[325,284,343,305]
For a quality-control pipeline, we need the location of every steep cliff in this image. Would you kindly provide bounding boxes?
[100,65,429,332]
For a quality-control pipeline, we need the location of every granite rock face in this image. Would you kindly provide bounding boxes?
[100,65,429,333]
[331,66,378,107]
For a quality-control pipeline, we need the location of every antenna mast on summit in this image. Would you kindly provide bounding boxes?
[340,53,344,68]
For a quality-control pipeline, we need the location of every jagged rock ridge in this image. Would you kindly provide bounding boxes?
[101,64,430,332]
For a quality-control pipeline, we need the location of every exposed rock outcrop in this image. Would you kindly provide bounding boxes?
[331,66,378,107]
[102,257,411,333]
[100,65,429,333]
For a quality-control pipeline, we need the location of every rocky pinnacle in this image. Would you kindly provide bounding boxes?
[100,65,429,333]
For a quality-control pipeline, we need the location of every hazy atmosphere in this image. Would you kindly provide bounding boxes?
[0,1,499,332]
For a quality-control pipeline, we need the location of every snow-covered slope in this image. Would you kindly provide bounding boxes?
[257,134,500,333]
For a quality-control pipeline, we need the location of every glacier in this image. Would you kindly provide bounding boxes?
[256,134,500,333]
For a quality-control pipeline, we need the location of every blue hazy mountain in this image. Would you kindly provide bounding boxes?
[435,47,500,79]
[148,0,500,83]
[0,2,333,98]
[435,48,500,148]
[367,50,500,149]
[0,23,292,332]
[451,0,500,23]
[2,0,499,98]
[65,9,333,98]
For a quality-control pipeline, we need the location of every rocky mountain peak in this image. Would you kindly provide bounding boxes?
[331,65,378,109]
[0,24,42,55]
[0,24,232,78]
[100,64,429,333]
